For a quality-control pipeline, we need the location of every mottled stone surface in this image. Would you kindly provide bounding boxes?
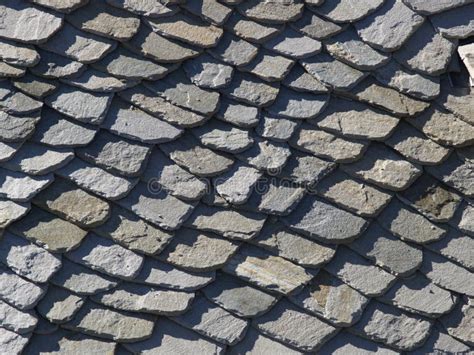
[314,0,385,23]
[222,72,279,107]
[0,264,45,310]
[430,4,474,39]
[238,0,304,24]
[37,285,84,324]
[263,27,321,59]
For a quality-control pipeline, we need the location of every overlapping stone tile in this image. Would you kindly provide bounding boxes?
[0,62,26,78]
[256,114,300,142]
[403,0,474,14]
[0,168,52,202]
[291,10,346,40]
[0,111,40,143]
[12,74,58,99]
[105,0,178,18]
[0,200,29,228]
[0,142,21,163]
[0,299,37,334]
[263,27,322,59]
[319,331,399,354]
[440,297,473,346]
[313,0,385,23]
[436,80,474,125]
[267,87,328,120]
[37,285,84,324]
[451,201,474,236]
[228,327,303,354]
[236,137,291,171]
[237,0,304,24]
[0,328,29,354]
[409,324,472,354]
[282,64,329,93]
[0,264,45,310]
[183,53,234,89]
[215,97,259,128]
[430,4,474,39]
[224,11,282,44]
[214,162,262,204]
[0,84,43,115]
[278,151,336,186]
[241,50,295,82]
[61,68,138,93]
[30,49,86,79]
[30,0,88,13]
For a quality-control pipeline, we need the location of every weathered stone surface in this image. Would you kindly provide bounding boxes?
[440,298,473,346]
[61,68,137,93]
[184,53,234,89]
[436,82,474,125]
[452,202,474,236]
[192,120,252,153]
[145,13,223,47]
[30,0,88,13]
[223,245,313,295]
[92,282,194,316]
[426,155,474,197]
[0,231,61,283]
[256,114,300,142]
[12,73,58,99]
[0,1,63,44]
[0,328,29,354]
[76,130,150,177]
[290,270,369,326]
[0,110,39,143]
[118,182,196,231]
[203,273,277,317]
[319,331,399,354]
[30,49,86,79]
[222,72,279,107]
[0,264,45,310]
[314,0,384,22]
[215,98,259,127]
[350,222,423,276]
[410,324,471,355]
[40,23,115,63]
[350,301,432,351]
[0,81,43,114]
[241,50,294,82]
[267,88,328,120]
[208,32,258,67]
[10,206,86,253]
[224,11,281,43]
[238,0,303,24]
[0,168,52,202]
[253,299,337,352]
[0,200,29,228]
[278,151,336,186]
[172,295,248,345]
[431,4,474,39]
[229,327,302,355]
[161,229,238,272]
[37,285,84,324]
[264,27,321,59]
[282,65,329,93]
[403,0,473,14]
[302,53,367,90]
[0,142,21,162]
[0,62,25,78]
[63,301,155,342]
[182,0,232,25]
[291,11,345,39]
[237,138,291,171]
[214,163,262,204]
[45,85,113,125]
[0,299,37,334]
[106,0,177,17]
[290,124,367,163]
[50,258,118,295]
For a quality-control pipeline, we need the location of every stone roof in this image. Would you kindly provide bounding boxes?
[0,0,473,353]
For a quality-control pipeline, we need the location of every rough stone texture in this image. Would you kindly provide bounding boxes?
[0,111,39,143]
[452,202,474,236]
[410,325,471,355]
[0,200,29,228]
[37,285,84,324]
[12,73,58,98]
[236,138,291,172]
[30,0,88,13]
[0,328,29,354]
[182,0,232,26]
[209,32,258,67]
[319,331,399,354]
[222,72,279,107]
[184,53,234,89]
[403,0,474,14]
[229,327,302,355]
[0,39,39,66]
[30,49,86,79]
[242,50,294,82]
[283,65,329,93]
[314,0,384,23]
[263,28,321,59]
[436,82,474,125]
[0,299,37,334]
[0,82,43,114]
[0,168,52,202]
[256,114,300,142]
[214,163,262,204]
[237,0,304,24]
[267,88,328,120]
[61,68,137,93]
[440,298,474,346]
[216,98,259,127]
[0,264,45,310]
[0,142,21,162]
[0,62,25,78]
[292,11,345,40]
[430,4,474,39]
[105,0,177,17]
[224,12,281,44]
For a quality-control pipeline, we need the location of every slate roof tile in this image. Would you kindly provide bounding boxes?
[440,297,474,346]
[0,299,37,334]
[0,167,52,202]
[267,87,328,120]
[214,162,262,205]
[36,285,85,324]
[29,0,88,13]
[182,0,232,26]
[12,73,58,99]
[61,68,138,93]
[318,331,399,354]
[263,27,322,59]
[256,114,300,142]
[430,4,474,39]
[237,0,304,24]
[236,137,291,171]
[291,10,346,40]
[282,64,329,93]
[228,327,303,354]
[0,84,43,115]
[183,53,234,89]
[313,0,385,23]
[451,201,474,236]
[0,199,29,229]
[215,97,260,128]
[30,49,86,79]
[0,328,29,354]
[105,0,178,18]
[408,323,472,354]
[0,111,40,143]
[403,0,474,15]
[241,50,295,82]
[0,62,26,79]
[224,11,282,44]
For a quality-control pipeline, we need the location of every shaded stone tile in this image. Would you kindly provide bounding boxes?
[0,299,37,334]
[282,64,329,93]
[76,130,150,177]
[37,285,84,324]
[350,222,422,277]
[252,299,337,352]
[49,258,118,295]
[203,273,277,318]
[282,151,335,187]
[0,1,63,44]
[430,4,474,39]
[63,301,155,342]
[215,97,259,128]
[263,27,322,59]
[182,0,232,26]
[236,137,291,171]
[61,68,138,93]
[237,0,304,24]
[0,199,29,229]
[450,201,474,236]
[256,114,300,142]
[0,109,39,141]
[241,50,295,82]
[221,72,279,107]
[208,32,258,67]
[349,301,432,351]
[224,11,282,44]
[30,49,86,79]
[223,245,313,295]
[0,328,29,354]
[340,143,422,191]
[145,13,223,48]
[30,0,88,13]
[183,53,234,89]
[9,206,86,253]
[436,80,474,125]
[105,0,177,18]
[291,10,345,40]
[440,298,473,346]
[0,83,43,115]
[0,264,45,310]
[12,73,58,99]
[117,182,196,231]
[319,331,398,354]
[0,167,52,202]
[290,123,367,163]
[0,62,25,78]
[314,0,385,23]
[39,22,116,63]
[172,295,248,345]
[408,324,471,355]
[403,0,473,14]
[267,87,328,120]
[214,162,262,205]
[0,142,21,163]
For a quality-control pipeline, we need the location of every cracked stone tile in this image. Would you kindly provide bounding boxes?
[184,53,234,89]
[403,0,474,14]
[282,65,329,93]
[430,4,474,39]
[398,173,461,222]
[241,50,294,82]
[30,49,86,79]
[319,331,398,354]
[291,10,345,39]
[302,53,367,90]
[208,32,258,67]
[386,121,451,165]
[263,27,322,59]
[2,142,74,175]
[256,114,300,142]
[375,60,440,100]
[340,143,422,191]
[0,62,25,78]
[222,72,279,107]
[267,87,328,120]
[224,11,282,43]
[314,0,385,23]
[63,301,155,342]
[145,69,220,116]
[421,249,474,296]
[172,295,248,345]
[253,299,337,352]
[325,246,396,296]
[0,299,37,334]
[66,233,143,280]
[124,26,200,63]
[0,264,45,310]
[311,97,399,141]
[393,22,456,76]
[0,328,29,354]
[0,84,43,115]
[203,273,277,318]
[451,201,474,236]
[215,97,259,128]
[142,148,206,201]
[0,200,29,228]
[236,137,291,171]
[355,0,424,52]
[45,85,113,125]
[61,68,137,93]
[145,13,223,48]
[33,178,110,228]
[0,111,40,143]
[105,0,177,17]
[49,258,118,295]
[436,80,474,125]
[67,0,140,41]
[117,181,196,231]
[379,272,456,318]
[192,120,253,154]
[279,152,335,188]
[223,245,313,295]
[9,206,86,253]
[325,28,390,70]
[317,170,392,217]
[160,133,233,177]
[290,270,369,326]
[118,85,208,128]
[0,231,61,283]
[409,324,471,355]
[0,141,21,162]
[76,130,150,177]
[284,195,368,243]
[440,298,473,346]
[350,222,423,277]
[92,282,194,316]
[0,168,52,202]
[30,0,88,13]
[37,285,84,324]
[214,163,262,205]
[183,0,232,26]
[237,0,304,24]
[349,301,432,351]
[40,22,116,63]
[0,1,63,44]
[290,123,367,163]
[12,73,58,99]
[425,154,474,197]
[160,229,239,272]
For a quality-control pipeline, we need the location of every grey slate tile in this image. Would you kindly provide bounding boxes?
[0,62,26,78]
[313,0,385,23]
[214,162,262,205]
[241,50,295,82]
[318,331,398,354]
[408,324,472,355]
[182,0,232,26]
[0,299,37,334]
[291,10,346,40]
[0,328,29,354]
[256,114,300,142]
[30,0,88,13]
[224,11,282,44]
[450,201,474,236]
[215,97,260,128]
[237,0,304,24]
[236,137,291,172]
[0,111,40,143]
[60,68,138,93]
[282,64,329,93]
[37,285,85,324]
[440,297,474,346]
[430,4,474,39]
[263,27,322,59]
[0,84,43,115]
[105,0,178,18]
[0,167,52,202]
[30,48,86,79]
[12,73,58,99]
[403,0,474,14]
[0,199,29,229]
[183,53,234,89]
[0,39,39,67]
[0,142,22,163]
